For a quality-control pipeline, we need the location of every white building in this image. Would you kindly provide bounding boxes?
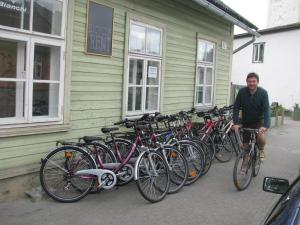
[267,0,300,28]
[231,22,300,109]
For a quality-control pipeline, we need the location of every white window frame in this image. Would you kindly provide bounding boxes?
[253,42,265,63]
[0,0,67,127]
[126,20,163,116]
[0,0,67,39]
[195,39,215,108]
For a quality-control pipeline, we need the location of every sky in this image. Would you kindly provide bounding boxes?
[222,0,270,34]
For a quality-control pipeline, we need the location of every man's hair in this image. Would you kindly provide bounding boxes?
[246,72,259,82]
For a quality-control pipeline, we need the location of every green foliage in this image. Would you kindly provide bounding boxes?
[270,102,285,117]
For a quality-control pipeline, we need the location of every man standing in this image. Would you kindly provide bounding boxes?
[233,72,270,168]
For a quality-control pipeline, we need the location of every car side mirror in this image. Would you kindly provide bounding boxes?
[263,177,289,194]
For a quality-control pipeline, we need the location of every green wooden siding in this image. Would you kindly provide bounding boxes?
[0,0,233,173]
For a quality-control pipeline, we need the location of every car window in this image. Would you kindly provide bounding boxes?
[265,177,300,225]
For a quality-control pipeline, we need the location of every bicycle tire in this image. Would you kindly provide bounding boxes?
[158,145,188,194]
[187,137,212,175]
[213,132,234,163]
[177,140,205,185]
[233,152,253,191]
[136,150,170,203]
[196,140,212,175]
[229,130,240,156]
[40,146,96,203]
[252,144,261,177]
[198,131,216,160]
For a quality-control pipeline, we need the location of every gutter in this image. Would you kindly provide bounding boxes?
[192,0,261,37]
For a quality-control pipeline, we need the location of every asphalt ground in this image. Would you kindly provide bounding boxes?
[0,119,299,225]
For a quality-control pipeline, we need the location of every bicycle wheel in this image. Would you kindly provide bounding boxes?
[252,144,261,177]
[198,141,212,175]
[229,130,240,156]
[178,140,205,185]
[136,150,170,203]
[233,152,253,191]
[198,131,216,159]
[106,138,139,162]
[40,146,96,202]
[159,145,188,194]
[213,132,234,162]
[188,137,212,176]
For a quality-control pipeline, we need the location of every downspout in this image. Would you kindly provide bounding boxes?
[233,35,255,54]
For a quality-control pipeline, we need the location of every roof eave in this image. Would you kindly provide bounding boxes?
[192,0,261,37]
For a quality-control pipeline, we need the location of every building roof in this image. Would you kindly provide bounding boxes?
[192,0,260,36]
[234,22,300,39]
[205,0,258,30]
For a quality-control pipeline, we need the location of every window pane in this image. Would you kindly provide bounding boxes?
[33,83,59,117]
[146,28,161,55]
[196,86,203,104]
[33,45,60,81]
[146,87,158,111]
[147,61,160,85]
[129,58,143,85]
[0,81,25,118]
[254,45,258,61]
[205,86,212,104]
[0,39,26,79]
[129,24,145,53]
[205,42,214,63]
[197,41,206,62]
[33,0,63,36]
[198,67,205,85]
[259,44,264,62]
[127,87,142,112]
[0,0,30,29]
[198,40,214,63]
[206,68,213,85]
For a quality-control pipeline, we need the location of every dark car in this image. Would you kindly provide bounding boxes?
[261,174,300,225]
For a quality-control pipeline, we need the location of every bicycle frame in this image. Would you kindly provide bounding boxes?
[93,134,143,174]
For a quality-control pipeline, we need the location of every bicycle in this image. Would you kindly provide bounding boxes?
[233,128,261,191]
[155,113,206,185]
[40,121,170,203]
[196,107,234,163]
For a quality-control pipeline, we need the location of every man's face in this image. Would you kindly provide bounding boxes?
[246,77,258,91]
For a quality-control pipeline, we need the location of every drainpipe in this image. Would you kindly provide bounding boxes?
[192,0,261,37]
[233,35,255,54]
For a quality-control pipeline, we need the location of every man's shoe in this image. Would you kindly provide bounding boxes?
[260,150,265,162]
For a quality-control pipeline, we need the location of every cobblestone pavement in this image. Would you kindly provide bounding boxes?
[0,119,299,225]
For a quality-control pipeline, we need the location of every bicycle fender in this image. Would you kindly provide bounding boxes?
[134,150,148,181]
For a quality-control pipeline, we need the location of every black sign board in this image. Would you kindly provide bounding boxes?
[86,1,114,56]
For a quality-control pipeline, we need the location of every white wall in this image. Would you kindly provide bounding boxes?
[232,29,300,109]
[267,0,300,27]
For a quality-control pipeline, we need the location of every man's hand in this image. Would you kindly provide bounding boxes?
[259,127,268,134]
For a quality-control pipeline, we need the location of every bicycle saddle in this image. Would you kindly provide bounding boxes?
[101,127,119,133]
[82,136,103,143]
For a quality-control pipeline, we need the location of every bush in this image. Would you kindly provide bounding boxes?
[270,102,285,117]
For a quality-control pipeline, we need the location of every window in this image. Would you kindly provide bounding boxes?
[253,43,265,63]
[0,0,31,30]
[126,21,162,115]
[195,39,215,107]
[0,0,66,126]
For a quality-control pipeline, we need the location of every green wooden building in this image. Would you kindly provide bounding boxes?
[0,0,258,200]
